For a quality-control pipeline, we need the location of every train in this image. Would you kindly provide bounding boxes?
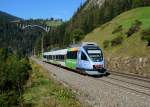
[42,42,107,76]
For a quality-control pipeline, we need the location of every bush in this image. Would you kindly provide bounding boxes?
[111,36,124,46]
[103,40,110,48]
[126,20,142,37]
[141,28,150,46]
[0,48,31,106]
[112,25,123,34]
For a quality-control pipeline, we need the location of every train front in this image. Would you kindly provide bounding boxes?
[77,43,107,76]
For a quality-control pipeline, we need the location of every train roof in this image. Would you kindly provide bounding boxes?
[43,49,67,55]
[81,42,98,46]
[43,42,99,55]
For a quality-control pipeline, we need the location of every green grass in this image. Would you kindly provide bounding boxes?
[83,7,150,57]
[22,60,82,107]
[46,20,62,27]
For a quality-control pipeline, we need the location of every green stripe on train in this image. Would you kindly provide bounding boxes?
[65,59,77,70]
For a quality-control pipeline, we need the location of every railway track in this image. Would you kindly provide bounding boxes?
[106,75,150,89]
[97,77,150,97]
[96,71,150,97]
[110,71,150,82]
[45,61,150,97]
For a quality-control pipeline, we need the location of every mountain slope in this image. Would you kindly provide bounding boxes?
[83,7,150,57]
[0,11,21,21]
[84,0,105,9]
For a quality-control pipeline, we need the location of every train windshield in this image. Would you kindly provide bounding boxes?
[84,46,103,62]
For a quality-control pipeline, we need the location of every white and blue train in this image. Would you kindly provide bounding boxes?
[43,42,107,76]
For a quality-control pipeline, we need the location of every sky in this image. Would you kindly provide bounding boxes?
[0,0,86,21]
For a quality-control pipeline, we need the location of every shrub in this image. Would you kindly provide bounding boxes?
[112,25,123,34]
[126,20,142,37]
[103,40,110,48]
[141,28,150,46]
[0,48,31,106]
[111,36,124,46]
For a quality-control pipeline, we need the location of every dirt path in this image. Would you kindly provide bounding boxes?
[31,57,150,107]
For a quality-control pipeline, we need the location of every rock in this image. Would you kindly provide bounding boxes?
[106,57,150,77]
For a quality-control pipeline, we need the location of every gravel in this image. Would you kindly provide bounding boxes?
[32,57,150,107]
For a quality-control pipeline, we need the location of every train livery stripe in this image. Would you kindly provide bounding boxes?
[65,59,77,70]
[68,47,79,52]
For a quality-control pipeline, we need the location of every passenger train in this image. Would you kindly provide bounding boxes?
[42,42,107,76]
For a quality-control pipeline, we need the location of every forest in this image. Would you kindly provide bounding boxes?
[0,16,60,106]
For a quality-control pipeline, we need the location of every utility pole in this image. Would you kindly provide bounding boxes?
[34,47,36,56]
[41,31,48,57]
[41,35,44,56]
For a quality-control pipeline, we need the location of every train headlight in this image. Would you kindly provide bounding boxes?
[93,64,103,69]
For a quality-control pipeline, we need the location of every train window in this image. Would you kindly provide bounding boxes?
[88,51,103,62]
[50,55,52,60]
[67,51,77,59]
[48,55,51,59]
[67,52,70,59]
[73,51,77,59]
[83,46,103,62]
[81,52,88,61]
[43,55,46,58]
[61,55,64,60]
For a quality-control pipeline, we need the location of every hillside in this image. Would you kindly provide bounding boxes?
[46,20,63,27]
[43,0,150,49]
[0,11,21,21]
[0,10,63,55]
[83,7,150,57]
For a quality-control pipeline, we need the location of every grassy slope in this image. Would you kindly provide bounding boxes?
[46,20,62,27]
[83,7,150,57]
[23,60,82,107]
